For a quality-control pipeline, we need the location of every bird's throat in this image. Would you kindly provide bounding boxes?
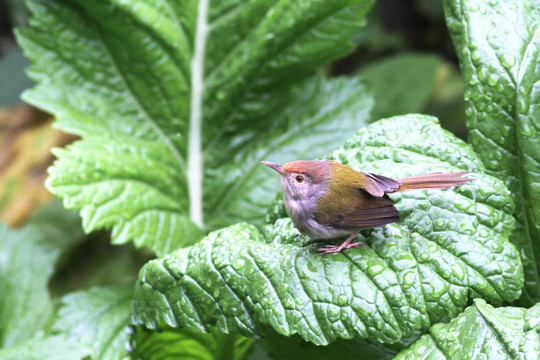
[283,196,315,235]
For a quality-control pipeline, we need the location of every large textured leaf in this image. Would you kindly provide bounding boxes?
[444,0,540,305]
[0,203,85,349]
[132,115,522,346]
[130,328,255,360]
[17,0,374,256]
[53,285,133,360]
[0,223,59,348]
[395,299,540,360]
[0,335,89,360]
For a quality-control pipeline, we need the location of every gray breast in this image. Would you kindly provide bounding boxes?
[283,196,350,239]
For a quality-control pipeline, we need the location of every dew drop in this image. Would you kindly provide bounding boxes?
[487,74,499,87]
[283,298,293,308]
[519,85,531,96]
[501,54,516,68]
[328,307,340,318]
[368,263,384,276]
[517,98,529,113]
[337,294,348,306]
[454,198,472,211]
[232,258,246,271]
[520,122,534,136]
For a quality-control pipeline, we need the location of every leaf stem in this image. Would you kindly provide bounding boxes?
[188,0,209,228]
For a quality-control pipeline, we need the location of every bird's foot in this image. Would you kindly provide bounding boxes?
[317,242,366,254]
[317,232,365,254]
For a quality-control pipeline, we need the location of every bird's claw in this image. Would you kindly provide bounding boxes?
[317,242,365,254]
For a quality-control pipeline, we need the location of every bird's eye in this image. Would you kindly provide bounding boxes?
[295,175,304,183]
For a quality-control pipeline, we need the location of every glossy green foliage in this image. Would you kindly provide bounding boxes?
[445,0,540,305]
[132,115,523,346]
[395,299,540,359]
[16,0,375,256]
[130,328,255,360]
[53,286,133,360]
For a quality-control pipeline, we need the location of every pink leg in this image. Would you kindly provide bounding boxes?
[317,232,365,254]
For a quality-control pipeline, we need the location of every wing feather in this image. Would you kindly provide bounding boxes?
[315,192,399,230]
[362,173,401,197]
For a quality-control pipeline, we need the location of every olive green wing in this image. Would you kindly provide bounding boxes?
[327,162,401,197]
[315,190,399,230]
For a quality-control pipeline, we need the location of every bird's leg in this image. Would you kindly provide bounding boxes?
[318,232,365,254]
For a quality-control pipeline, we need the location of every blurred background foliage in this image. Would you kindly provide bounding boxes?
[0,0,466,296]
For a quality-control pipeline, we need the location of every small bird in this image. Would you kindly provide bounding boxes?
[262,160,473,254]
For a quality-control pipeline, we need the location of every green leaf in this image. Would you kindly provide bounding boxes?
[0,335,89,360]
[395,299,540,360]
[28,200,86,252]
[253,334,403,360]
[53,285,133,360]
[359,52,443,121]
[132,115,523,346]
[17,0,375,256]
[0,222,59,348]
[444,0,540,305]
[130,328,255,360]
[0,202,86,349]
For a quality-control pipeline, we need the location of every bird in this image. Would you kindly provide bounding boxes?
[262,160,473,254]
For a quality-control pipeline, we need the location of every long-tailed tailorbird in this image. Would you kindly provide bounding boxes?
[262,160,473,254]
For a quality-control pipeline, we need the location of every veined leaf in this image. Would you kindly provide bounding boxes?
[132,115,523,346]
[0,202,86,349]
[17,0,375,256]
[53,285,133,360]
[0,335,89,360]
[444,0,540,305]
[395,299,540,360]
[130,328,255,360]
[0,223,59,348]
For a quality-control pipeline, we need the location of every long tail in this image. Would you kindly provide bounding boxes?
[396,171,473,192]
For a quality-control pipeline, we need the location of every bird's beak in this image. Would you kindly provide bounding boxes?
[261,161,285,175]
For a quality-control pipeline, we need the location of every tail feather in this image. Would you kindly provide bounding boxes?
[396,171,473,192]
